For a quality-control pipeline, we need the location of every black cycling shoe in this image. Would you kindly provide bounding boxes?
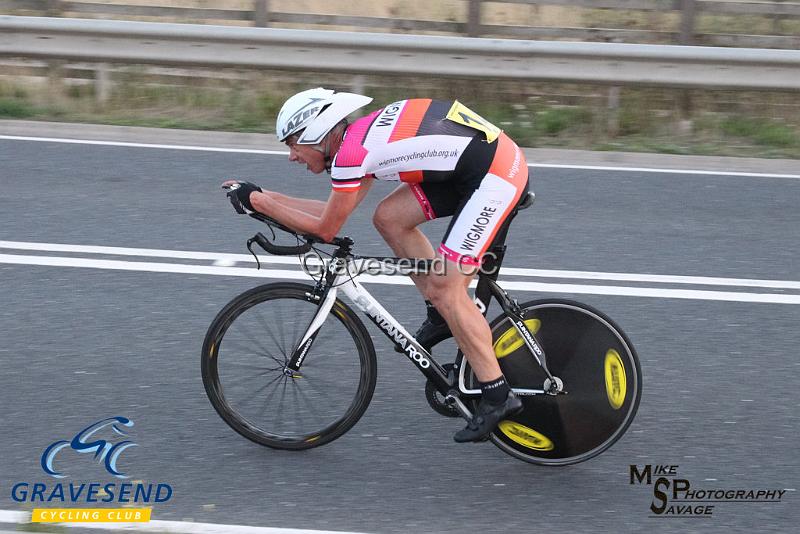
[415,317,453,351]
[454,391,523,443]
[394,317,452,353]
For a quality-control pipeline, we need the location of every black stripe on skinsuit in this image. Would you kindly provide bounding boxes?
[416,100,478,138]
[332,175,363,184]
[359,108,386,144]
[421,170,456,183]
[451,133,498,187]
[333,111,383,169]
[421,127,499,184]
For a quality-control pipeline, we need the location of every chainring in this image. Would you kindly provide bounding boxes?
[424,363,460,418]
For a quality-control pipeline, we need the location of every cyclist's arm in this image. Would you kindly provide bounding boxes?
[264,178,373,218]
[251,177,373,241]
[262,192,326,217]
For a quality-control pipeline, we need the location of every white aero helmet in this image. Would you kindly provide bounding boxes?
[276,87,373,144]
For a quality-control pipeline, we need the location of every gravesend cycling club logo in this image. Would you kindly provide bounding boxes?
[42,416,137,479]
[630,464,788,518]
[10,416,173,524]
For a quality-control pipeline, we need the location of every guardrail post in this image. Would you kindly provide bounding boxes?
[45,0,63,17]
[679,0,696,45]
[467,0,482,37]
[95,63,111,106]
[46,59,65,104]
[678,0,696,131]
[772,0,786,34]
[607,37,624,137]
[254,0,270,28]
[676,92,693,134]
[607,86,621,137]
[45,0,65,98]
[351,75,366,116]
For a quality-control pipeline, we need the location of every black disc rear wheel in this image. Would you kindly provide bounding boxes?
[465,298,642,465]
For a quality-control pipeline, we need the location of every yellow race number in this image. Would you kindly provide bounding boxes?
[446,101,502,143]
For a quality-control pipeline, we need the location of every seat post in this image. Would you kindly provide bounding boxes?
[473,188,532,315]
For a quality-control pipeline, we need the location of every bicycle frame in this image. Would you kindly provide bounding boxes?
[276,190,559,418]
[285,240,558,417]
[286,256,452,392]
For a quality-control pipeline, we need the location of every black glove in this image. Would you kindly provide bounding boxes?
[225,181,262,214]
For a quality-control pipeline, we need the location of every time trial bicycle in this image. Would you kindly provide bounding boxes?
[201,191,641,465]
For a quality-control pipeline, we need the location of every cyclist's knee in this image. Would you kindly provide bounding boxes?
[372,201,395,237]
[426,273,466,310]
[427,287,452,312]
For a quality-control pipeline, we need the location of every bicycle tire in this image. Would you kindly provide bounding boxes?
[464,298,642,466]
[201,282,377,450]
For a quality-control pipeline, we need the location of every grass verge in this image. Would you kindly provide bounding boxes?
[2,76,798,158]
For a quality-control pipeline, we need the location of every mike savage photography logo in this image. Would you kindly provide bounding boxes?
[10,416,173,524]
[629,464,790,518]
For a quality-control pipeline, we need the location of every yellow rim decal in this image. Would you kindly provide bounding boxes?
[446,100,502,143]
[209,341,216,359]
[498,421,554,451]
[604,349,627,410]
[493,319,541,358]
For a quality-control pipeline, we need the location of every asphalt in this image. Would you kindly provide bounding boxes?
[0,122,798,533]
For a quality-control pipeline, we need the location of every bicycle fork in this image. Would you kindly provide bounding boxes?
[283,260,343,376]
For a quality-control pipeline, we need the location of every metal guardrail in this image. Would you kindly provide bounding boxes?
[3,0,799,48]
[1,16,800,91]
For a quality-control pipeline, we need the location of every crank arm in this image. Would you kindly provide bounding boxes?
[444,392,474,421]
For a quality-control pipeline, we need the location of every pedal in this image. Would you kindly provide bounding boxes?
[543,376,564,395]
[444,393,473,421]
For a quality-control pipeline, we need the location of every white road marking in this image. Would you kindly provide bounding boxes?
[2,135,798,178]
[0,508,369,534]
[0,240,276,263]
[496,280,800,305]
[0,253,309,282]
[531,163,800,179]
[0,511,26,523]
[0,135,287,156]
[1,252,799,304]
[1,241,798,290]
[499,266,800,290]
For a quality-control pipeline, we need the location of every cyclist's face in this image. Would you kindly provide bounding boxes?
[286,138,326,174]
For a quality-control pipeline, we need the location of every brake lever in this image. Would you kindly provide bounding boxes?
[246,237,262,270]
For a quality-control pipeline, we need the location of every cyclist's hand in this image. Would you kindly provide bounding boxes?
[222,180,262,214]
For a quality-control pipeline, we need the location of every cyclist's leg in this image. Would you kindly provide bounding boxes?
[373,182,459,297]
[435,135,528,377]
[425,256,498,379]
[428,252,522,443]
[435,135,528,440]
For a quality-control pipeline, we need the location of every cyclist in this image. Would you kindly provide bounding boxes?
[224,87,529,442]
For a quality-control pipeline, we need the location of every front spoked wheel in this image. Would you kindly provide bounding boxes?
[201,282,377,450]
[465,298,642,465]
